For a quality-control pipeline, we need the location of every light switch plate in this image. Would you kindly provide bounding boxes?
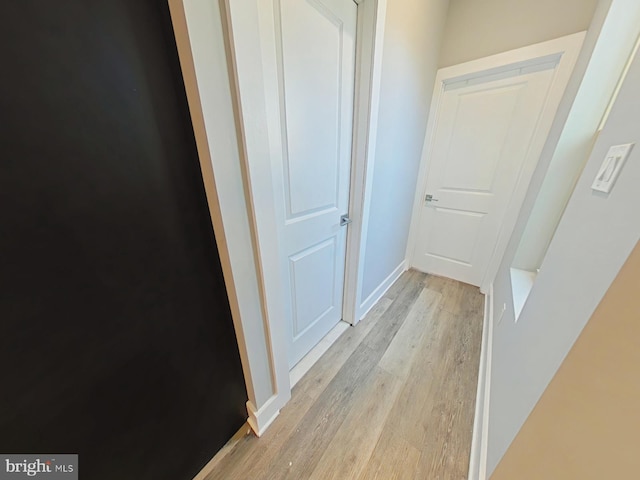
[591,143,634,193]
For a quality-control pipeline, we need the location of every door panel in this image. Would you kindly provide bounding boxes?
[276,0,357,367]
[443,86,522,191]
[282,0,343,218]
[413,69,556,285]
[290,238,338,337]
[428,208,484,265]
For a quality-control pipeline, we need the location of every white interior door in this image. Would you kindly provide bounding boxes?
[274,0,357,368]
[412,67,557,286]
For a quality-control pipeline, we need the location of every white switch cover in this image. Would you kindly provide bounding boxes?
[591,143,634,193]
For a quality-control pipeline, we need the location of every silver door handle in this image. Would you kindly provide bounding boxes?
[425,194,439,203]
[340,214,352,226]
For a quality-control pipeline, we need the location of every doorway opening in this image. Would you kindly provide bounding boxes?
[407,33,585,292]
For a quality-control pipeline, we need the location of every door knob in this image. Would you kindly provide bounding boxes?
[340,214,352,226]
[425,194,439,203]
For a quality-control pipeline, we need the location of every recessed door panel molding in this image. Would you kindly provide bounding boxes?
[408,33,586,288]
[289,237,338,339]
[441,84,525,192]
[280,0,345,219]
[424,208,485,266]
[274,0,358,367]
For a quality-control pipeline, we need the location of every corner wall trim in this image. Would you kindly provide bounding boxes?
[246,397,280,437]
[168,0,284,426]
[357,260,407,321]
[468,283,493,480]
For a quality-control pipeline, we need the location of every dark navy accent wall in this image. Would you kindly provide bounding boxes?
[0,1,247,479]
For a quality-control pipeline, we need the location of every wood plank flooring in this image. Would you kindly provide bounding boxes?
[204,270,484,480]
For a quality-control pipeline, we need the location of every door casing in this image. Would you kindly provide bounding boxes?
[228,0,388,432]
[170,0,389,438]
[406,32,586,294]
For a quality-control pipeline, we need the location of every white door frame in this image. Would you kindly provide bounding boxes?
[170,0,388,436]
[405,32,586,294]
[343,0,388,327]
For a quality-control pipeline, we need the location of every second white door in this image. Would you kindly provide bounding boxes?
[411,66,558,286]
[274,0,357,368]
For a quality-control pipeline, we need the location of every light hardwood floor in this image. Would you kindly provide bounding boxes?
[205,270,484,480]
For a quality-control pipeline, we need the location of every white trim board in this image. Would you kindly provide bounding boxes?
[358,260,407,321]
[168,0,283,436]
[247,396,281,437]
[344,0,388,327]
[468,284,494,480]
[405,32,586,292]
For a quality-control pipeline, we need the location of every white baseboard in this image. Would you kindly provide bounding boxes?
[246,396,280,437]
[358,260,407,321]
[290,320,350,388]
[468,283,494,480]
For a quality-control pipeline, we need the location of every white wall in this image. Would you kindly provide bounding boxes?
[492,242,640,479]
[486,0,640,474]
[513,4,640,272]
[440,0,598,67]
[360,0,449,306]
